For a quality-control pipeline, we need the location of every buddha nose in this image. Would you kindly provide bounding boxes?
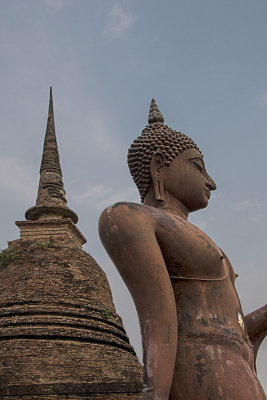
[206,175,217,191]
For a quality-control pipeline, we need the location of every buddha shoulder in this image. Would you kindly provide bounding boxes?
[98,202,158,247]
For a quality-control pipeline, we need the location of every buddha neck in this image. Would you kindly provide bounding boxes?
[143,188,189,220]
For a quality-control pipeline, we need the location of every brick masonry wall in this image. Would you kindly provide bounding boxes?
[0,395,142,399]
[0,239,143,397]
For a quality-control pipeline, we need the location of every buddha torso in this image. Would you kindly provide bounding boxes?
[106,202,265,400]
[154,209,260,398]
[155,209,245,339]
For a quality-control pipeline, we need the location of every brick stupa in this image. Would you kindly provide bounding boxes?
[0,88,142,399]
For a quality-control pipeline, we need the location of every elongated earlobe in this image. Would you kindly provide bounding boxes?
[150,152,165,202]
[153,177,165,201]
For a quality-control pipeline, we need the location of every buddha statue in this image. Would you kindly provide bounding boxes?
[99,99,266,400]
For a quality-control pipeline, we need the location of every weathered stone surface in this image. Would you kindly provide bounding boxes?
[25,87,78,224]
[16,219,86,249]
[0,238,142,397]
[0,395,141,399]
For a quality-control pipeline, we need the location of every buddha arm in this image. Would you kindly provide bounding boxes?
[244,305,267,359]
[99,204,177,400]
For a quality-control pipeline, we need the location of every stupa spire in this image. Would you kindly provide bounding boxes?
[39,86,63,178]
[148,98,164,124]
[25,87,78,224]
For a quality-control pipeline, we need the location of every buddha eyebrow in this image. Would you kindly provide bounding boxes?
[188,156,204,163]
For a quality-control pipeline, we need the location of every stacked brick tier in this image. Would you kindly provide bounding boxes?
[0,239,142,398]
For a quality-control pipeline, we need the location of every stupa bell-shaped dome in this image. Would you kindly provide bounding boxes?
[0,89,142,399]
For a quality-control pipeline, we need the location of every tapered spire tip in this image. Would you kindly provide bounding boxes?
[25,87,78,224]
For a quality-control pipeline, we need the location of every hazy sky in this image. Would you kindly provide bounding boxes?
[0,0,266,390]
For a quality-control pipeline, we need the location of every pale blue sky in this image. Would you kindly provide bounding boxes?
[0,0,266,390]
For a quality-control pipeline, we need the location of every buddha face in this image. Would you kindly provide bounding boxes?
[162,148,216,212]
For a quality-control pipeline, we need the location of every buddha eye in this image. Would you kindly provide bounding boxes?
[191,161,203,171]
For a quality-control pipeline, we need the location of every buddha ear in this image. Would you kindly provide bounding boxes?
[150,151,166,201]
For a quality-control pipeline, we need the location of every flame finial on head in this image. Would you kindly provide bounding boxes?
[148,98,164,124]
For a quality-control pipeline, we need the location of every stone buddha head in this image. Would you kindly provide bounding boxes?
[127,99,216,212]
